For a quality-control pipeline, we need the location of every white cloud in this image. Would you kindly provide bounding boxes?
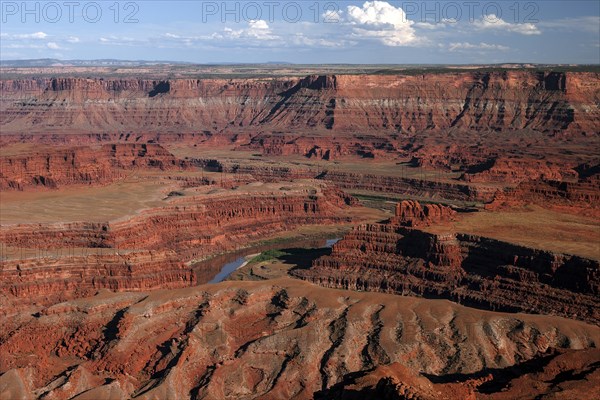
[473,14,541,35]
[66,36,80,43]
[323,9,343,23]
[46,42,60,50]
[212,20,276,41]
[448,42,509,52]
[1,31,48,40]
[98,36,140,46]
[346,1,417,46]
[2,43,46,49]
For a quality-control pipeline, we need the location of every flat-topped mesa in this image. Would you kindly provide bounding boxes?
[296,217,600,324]
[1,71,598,134]
[460,157,577,184]
[1,184,354,251]
[392,200,457,227]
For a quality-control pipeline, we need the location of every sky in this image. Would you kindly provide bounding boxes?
[1,0,599,64]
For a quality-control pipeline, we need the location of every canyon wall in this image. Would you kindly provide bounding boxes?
[295,202,600,324]
[0,143,186,190]
[1,71,598,135]
[0,184,355,307]
[486,168,600,215]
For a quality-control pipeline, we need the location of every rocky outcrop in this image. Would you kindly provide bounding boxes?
[295,203,600,324]
[486,168,600,215]
[318,170,497,203]
[392,200,457,227]
[0,185,352,251]
[0,143,186,190]
[461,157,576,184]
[185,159,499,203]
[1,71,598,135]
[317,349,600,400]
[1,280,598,399]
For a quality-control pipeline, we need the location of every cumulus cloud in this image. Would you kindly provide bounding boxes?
[346,1,417,46]
[473,14,541,35]
[212,20,275,41]
[448,42,509,52]
[66,36,80,43]
[322,9,343,23]
[46,42,61,50]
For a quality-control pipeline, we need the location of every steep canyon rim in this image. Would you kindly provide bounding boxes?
[0,65,599,399]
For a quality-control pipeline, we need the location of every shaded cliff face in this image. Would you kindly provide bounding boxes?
[1,280,598,400]
[295,202,600,325]
[317,349,600,400]
[1,71,598,135]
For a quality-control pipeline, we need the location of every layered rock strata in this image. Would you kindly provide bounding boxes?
[0,184,355,306]
[486,169,600,215]
[0,143,186,190]
[295,202,600,324]
[1,72,598,135]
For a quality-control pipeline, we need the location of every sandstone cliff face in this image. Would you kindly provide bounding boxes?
[461,157,575,184]
[0,251,194,312]
[1,280,598,399]
[1,71,598,135]
[295,202,600,324]
[486,169,600,215]
[0,143,185,190]
[392,200,457,227]
[0,184,354,307]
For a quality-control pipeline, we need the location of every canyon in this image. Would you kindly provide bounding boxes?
[1,66,599,399]
[0,181,358,312]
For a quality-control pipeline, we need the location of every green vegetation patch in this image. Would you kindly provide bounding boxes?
[249,249,290,264]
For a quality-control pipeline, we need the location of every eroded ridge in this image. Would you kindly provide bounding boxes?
[0,281,598,399]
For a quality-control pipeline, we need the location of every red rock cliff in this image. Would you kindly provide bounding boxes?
[1,71,598,135]
[295,202,600,324]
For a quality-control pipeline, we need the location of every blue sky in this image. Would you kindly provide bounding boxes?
[1,1,599,63]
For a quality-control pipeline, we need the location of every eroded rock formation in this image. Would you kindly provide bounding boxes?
[392,200,457,227]
[317,349,600,400]
[1,280,598,399]
[486,168,600,216]
[1,72,598,135]
[0,183,355,307]
[0,143,185,190]
[295,202,600,324]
